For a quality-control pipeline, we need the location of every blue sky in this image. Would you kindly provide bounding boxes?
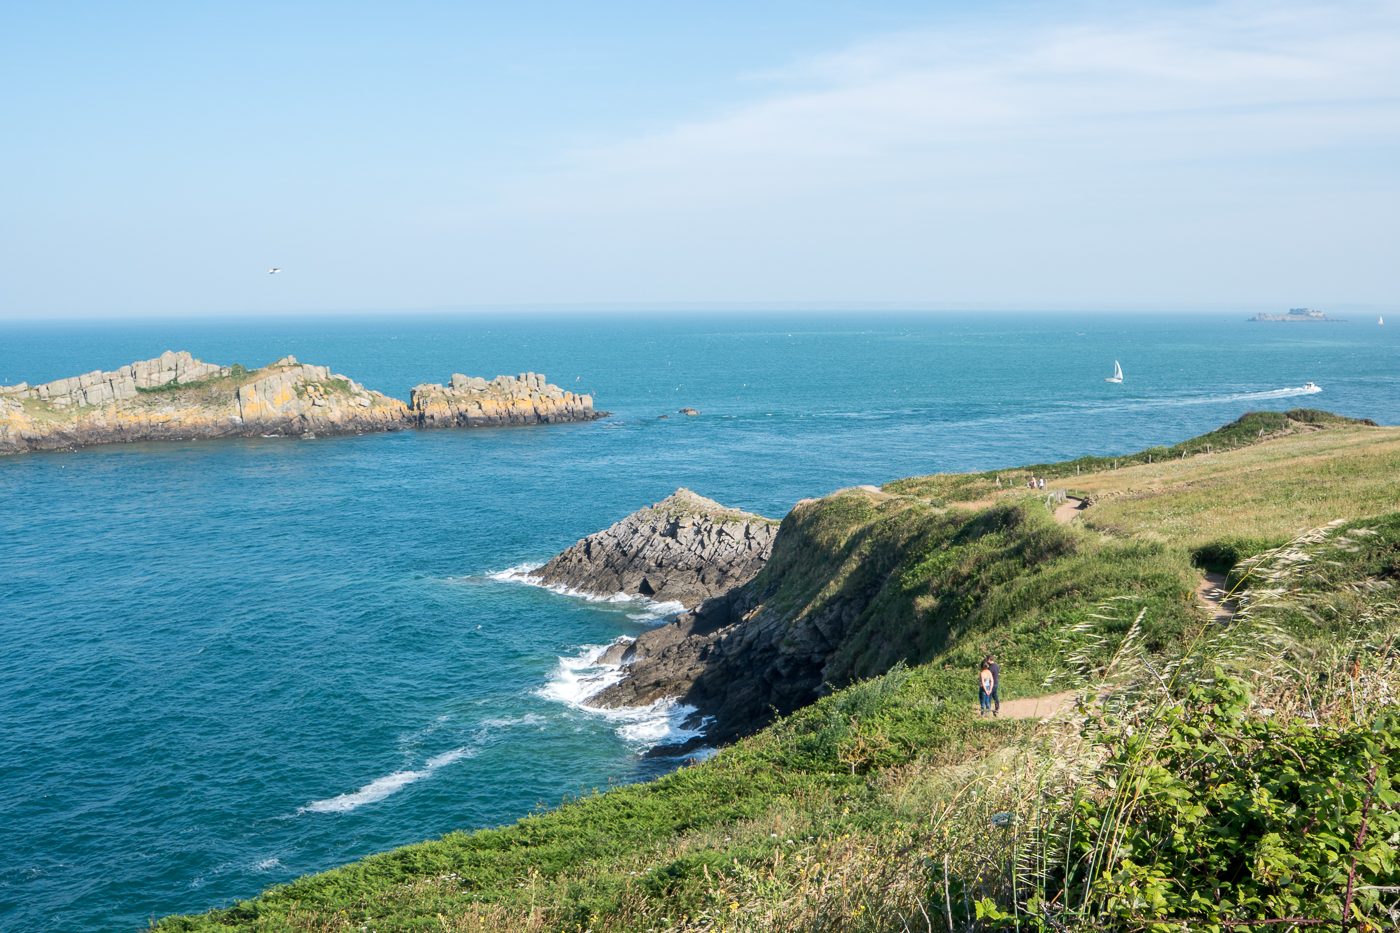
[2,1,1397,319]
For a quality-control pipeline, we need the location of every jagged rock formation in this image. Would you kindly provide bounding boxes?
[410,371,596,427]
[587,585,798,749]
[584,489,907,750]
[0,354,604,455]
[3,350,227,409]
[532,489,779,609]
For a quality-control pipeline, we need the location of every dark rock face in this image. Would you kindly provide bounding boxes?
[583,493,888,752]
[531,489,779,609]
[587,585,859,750]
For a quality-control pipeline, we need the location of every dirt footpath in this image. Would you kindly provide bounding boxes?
[993,690,1077,720]
[1196,570,1237,623]
[1053,496,1087,524]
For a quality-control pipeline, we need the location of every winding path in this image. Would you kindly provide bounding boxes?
[1196,570,1237,623]
[1053,496,1087,524]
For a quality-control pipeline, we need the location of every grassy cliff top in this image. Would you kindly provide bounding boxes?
[887,414,1397,546]
[153,411,1400,933]
[632,488,781,526]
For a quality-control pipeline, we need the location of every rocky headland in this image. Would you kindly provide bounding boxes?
[532,488,778,609]
[531,487,870,751]
[579,491,868,751]
[0,352,603,455]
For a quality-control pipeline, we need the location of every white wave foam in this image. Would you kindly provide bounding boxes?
[536,644,628,706]
[478,713,547,729]
[486,561,544,583]
[536,645,709,751]
[300,747,472,814]
[489,565,684,623]
[253,857,283,872]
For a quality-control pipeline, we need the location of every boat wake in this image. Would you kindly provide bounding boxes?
[1217,384,1322,402]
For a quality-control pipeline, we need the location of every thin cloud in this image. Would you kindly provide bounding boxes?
[496,1,1400,216]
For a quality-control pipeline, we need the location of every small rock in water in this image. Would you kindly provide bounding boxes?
[657,414,669,419]
[678,407,700,416]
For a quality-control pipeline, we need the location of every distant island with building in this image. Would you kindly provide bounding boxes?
[1249,308,1345,322]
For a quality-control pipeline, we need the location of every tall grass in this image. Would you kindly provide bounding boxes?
[618,520,1400,933]
[153,508,1400,933]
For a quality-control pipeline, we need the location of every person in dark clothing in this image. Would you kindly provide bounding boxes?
[982,654,1001,716]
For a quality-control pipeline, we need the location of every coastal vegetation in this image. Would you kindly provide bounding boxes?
[154,414,1400,932]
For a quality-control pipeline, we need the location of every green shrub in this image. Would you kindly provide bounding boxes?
[1062,679,1400,932]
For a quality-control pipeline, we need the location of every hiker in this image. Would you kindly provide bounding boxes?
[979,662,994,715]
[983,653,1001,716]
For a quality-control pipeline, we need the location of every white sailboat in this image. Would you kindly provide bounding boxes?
[1380,315,1385,325]
[1105,360,1123,383]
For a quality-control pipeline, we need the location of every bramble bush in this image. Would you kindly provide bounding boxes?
[1058,679,1400,932]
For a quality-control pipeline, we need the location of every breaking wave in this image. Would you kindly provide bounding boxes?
[299,747,473,815]
[488,564,684,623]
[536,644,709,752]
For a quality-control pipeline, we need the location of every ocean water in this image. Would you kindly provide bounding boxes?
[1,311,1396,932]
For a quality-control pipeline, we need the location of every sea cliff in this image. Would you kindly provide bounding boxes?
[580,488,894,750]
[572,411,1390,751]
[151,413,1400,933]
[0,352,603,455]
[531,488,779,608]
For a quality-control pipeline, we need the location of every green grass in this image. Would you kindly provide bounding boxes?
[152,414,1400,932]
[134,365,248,394]
[748,493,1197,695]
[884,408,1381,502]
[155,495,1203,932]
[154,666,1031,932]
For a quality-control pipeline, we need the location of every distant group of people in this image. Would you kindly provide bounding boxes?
[1027,477,1046,489]
[979,654,1000,717]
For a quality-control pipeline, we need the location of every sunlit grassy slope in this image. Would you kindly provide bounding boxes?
[154,413,1399,933]
[887,415,1400,546]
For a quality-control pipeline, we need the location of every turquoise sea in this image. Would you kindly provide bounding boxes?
[1,311,1396,932]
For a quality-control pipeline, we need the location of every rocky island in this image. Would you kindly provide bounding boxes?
[1249,307,1345,321]
[0,351,604,455]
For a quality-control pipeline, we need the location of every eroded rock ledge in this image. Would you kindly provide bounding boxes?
[532,489,779,609]
[578,488,900,753]
[0,352,604,455]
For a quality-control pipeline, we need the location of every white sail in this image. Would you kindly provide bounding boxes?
[1105,360,1123,383]
[1380,316,1385,325]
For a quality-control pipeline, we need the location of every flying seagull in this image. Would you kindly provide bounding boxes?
[268,268,281,274]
